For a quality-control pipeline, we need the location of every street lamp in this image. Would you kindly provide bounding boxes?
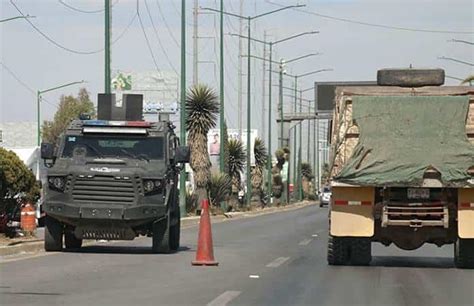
[202,4,305,207]
[438,56,474,67]
[37,80,85,146]
[448,39,474,46]
[285,69,333,200]
[0,15,35,23]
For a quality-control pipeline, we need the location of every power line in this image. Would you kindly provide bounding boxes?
[1,62,58,109]
[58,0,119,14]
[137,3,161,72]
[10,0,136,55]
[265,0,474,34]
[142,0,179,75]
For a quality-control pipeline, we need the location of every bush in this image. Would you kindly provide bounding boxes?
[0,148,40,212]
[208,173,232,207]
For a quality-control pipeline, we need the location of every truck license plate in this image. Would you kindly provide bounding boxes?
[407,188,430,199]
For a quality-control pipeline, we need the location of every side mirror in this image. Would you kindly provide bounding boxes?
[40,143,55,160]
[175,146,190,163]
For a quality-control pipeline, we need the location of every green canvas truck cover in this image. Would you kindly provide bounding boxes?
[335,96,474,187]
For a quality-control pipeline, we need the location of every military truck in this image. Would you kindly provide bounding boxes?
[327,68,474,268]
[40,94,189,253]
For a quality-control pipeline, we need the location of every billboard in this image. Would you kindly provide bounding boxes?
[314,81,377,112]
[207,129,258,166]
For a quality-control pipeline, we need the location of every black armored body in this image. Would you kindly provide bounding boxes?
[40,94,189,253]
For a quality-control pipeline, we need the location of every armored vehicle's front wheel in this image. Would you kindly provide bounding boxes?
[169,207,181,251]
[455,238,474,269]
[152,217,171,254]
[65,232,83,249]
[44,216,63,252]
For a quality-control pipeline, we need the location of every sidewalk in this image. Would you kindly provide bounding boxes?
[0,201,316,257]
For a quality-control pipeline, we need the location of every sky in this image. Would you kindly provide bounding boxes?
[1,0,473,149]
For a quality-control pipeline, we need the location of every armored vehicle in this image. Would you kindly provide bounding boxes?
[40,94,189,253]
[327,68,474,268]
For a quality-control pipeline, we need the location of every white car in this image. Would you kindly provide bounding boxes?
[319,187,332,207]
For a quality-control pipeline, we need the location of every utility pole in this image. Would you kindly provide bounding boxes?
[238,0,243,137]
[104,0,111,93]
[298,90,303,200]
[193,0,199,85]
[261,31,267,140]
[219,0,225,173]
[179,0,187,218]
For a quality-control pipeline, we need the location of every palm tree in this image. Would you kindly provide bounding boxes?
[301,162,314,198]
[185,85,219,206]
[227,138,246,193]
[462,75,474,86]
[251,138,268,193]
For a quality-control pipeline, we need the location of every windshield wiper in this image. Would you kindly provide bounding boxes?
[81,144,104,158]
[119,149,150,162]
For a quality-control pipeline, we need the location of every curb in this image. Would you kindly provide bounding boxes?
[0,201,316,258]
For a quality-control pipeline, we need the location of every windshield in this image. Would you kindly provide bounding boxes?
[61,135,164,160]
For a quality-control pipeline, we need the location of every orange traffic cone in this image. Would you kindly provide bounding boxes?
[192,199,218,266]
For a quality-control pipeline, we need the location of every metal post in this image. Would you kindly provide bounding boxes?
[104,0,111,94]
[179,0,187,218]
[278,63,284,148]
[261,32,267,140]
[298,90,303,201]
[246,17,252,207]
[237,1,243,137]
[192,0,198,85]
[316,119,320,191]
[292,77,298,189]
[219,0,225,173]
[37,91,41,146]
[267,42,273,201]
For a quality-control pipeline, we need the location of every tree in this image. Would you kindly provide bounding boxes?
[301,162,314,198]
[185,85,219,207]
[462,75,474,86]
[227,138,246,193]
[42,88,95,146]
[0,148,40,212]
[251,138,267,194]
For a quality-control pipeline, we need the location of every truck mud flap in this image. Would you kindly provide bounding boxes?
[458,188,474,239]
[330,186,374,237]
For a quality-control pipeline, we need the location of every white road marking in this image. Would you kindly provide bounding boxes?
[311,234,319,237]
[298,238,313,246]
[249,275,260,279]
[266,256,291,268]
[207,291,241,306]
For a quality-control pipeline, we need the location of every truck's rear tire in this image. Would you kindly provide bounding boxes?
[152,217,171,254]
[169,207,181,251]
[328,235,349,265]
[350,238,372,266]
[454,238,474,269]
[64,232,83,249]
[44,216,63,252]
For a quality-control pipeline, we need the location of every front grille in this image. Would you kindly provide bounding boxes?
[72,175,135,204]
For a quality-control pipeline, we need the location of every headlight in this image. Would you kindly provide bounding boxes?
[143,179,165,195]
[48,176,66,192]
[144,180,155,193]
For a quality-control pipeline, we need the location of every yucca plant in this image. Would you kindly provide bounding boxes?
[301,162,314,199]
[186,85,219,206]
[227,138,246,192]
[251,138,268,192]
[208,173,232,208]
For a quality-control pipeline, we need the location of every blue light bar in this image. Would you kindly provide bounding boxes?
[83,120,109,126]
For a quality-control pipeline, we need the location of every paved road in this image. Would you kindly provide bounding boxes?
[1,204,473,306]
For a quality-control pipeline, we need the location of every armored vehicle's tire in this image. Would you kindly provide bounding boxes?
[169,207,181,251]
[65,232,83,249]
[44,216,63,252]
[152,217,171,254]
[455,238,474,269]
[327,235,349,265]
[350,238,372,266]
